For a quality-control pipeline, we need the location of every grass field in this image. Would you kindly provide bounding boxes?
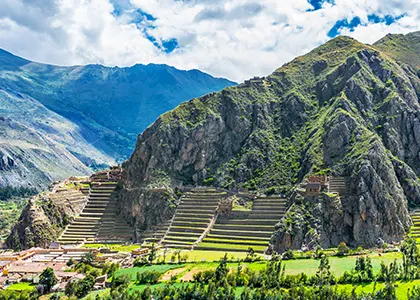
[6,282,36,291]
[114,264,185,281]
[337,280,420,299]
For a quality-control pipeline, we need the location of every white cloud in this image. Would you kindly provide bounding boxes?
[0,0,419,82]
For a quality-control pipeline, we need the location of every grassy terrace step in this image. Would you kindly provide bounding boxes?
[163,235,198,242]
[168,226,204,233]
[247,213,284,219]
[162,244,192,249]
[178,204,218,208]
[171,221,209,227]
[206,234,269,241]
[65,228,98,233]
[162,239,194,246]
[90,189,114,195]
[164,231,202,238]
[176,213,213,217]
[195,243,266,253]
[203,238,268,246]
[225,219,279,225]
[88,195,112,199]
[213,224,274,231]
[62,233,96,237]
[181,197,220,201]
[173,217,212,223]
[210,229,272,238]
[250,208,285,213]
[176,209,216,214]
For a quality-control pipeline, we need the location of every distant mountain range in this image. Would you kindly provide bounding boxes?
[0,49,236,189]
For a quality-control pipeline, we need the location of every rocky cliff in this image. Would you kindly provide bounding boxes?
[6,183,87,250]
[122,31,420,249]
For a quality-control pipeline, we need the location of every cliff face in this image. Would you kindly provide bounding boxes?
[122,31,420,249]
[6,185,86,250]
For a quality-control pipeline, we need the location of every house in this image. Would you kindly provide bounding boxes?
[49,242,61,250]
[305,182,322,195]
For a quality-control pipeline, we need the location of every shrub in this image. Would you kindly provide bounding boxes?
[282,249,295,260]
[136,270,162,284]
[337,242,350,256]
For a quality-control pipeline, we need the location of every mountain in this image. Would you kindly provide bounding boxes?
[0,49,236,189]
[120,31,420,249]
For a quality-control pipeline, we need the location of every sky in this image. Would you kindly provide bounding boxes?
[0,0,419,82]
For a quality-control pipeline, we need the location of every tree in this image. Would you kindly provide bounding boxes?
[215,254,229,284]
[67,258,75,267]
[65,280,77,296]
[315,254,333,286]
[81,252,96,265]
[75,275,95,298]
[39,268,57,293]
[148,243,156,264]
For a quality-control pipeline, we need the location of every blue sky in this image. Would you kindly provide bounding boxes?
[0,0,418,81]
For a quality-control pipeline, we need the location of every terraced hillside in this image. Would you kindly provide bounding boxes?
[48,187,87,216]
[161,189,225,249]
[197,196,287,253]
[409,211,420,241]
[138,221,171,244]
[328,177,349,197]
[59,181,133,244]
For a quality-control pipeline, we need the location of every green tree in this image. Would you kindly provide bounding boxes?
[81,252,96,265]
[39,267,57,293]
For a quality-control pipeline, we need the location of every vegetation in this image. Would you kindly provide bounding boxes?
[39,267,57,293]
[0,198,27,243]
[84,245,420,299]
[0,186,36,201]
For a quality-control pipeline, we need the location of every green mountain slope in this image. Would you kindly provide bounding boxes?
[122,32,420,249]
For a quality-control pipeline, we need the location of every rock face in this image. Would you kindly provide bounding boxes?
[6,185,87,250]
[122,31,420,249]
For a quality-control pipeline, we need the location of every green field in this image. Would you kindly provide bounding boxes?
[337,280,420,300]
[114,264,184,281]
[6,282,36,291]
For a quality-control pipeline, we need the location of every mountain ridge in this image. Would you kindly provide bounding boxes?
[0,49,236,189]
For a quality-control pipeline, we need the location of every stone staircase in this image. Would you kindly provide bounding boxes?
[58,181,133,244]
[196,196,287,253]
[161,189,225,249]
[328,177,349,197]
[409,210,420,240]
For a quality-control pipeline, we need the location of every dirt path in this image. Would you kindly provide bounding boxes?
[180,269,202,281]
[160,267,187,281]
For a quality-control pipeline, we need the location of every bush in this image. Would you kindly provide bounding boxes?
[136,270,162,284]
[282,250,295,260]
[337,242,349,256]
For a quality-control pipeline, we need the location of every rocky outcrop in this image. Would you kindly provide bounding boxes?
[119,187,175,237]
[120,32,420,249]
[6,185,87,250]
